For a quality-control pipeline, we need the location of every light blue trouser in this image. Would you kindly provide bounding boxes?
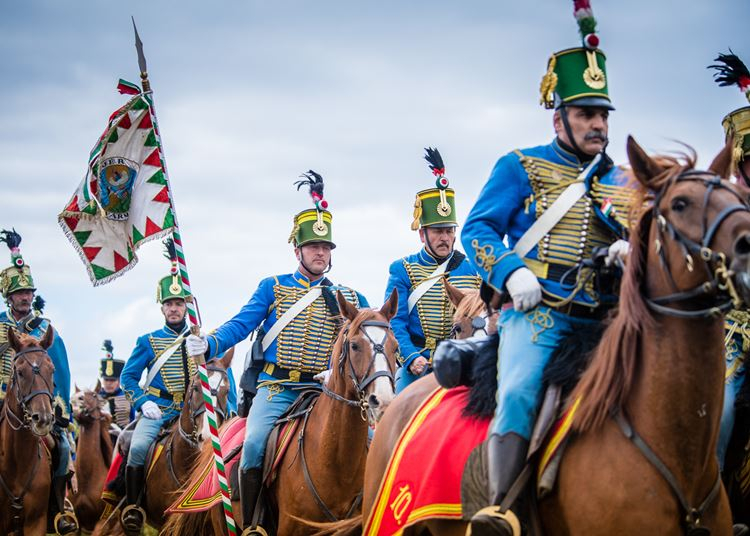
[127,407,180,467]
[718,334,746,469]
[54,425,71,477]
[240,385,299,471]
[395,364,430,393]
[490,306,598,440]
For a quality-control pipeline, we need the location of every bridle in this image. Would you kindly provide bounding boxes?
[322,319,396,421]
[4,346,54,433]
[646,170,750,319]
[450,313,489,339]
[74,392,107,423]
[178,364,229,447]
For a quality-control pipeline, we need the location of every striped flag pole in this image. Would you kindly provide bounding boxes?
[132,19,237,535]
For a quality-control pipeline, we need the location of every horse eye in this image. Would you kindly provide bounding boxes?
[671,197,689,212]
[454,325,462,333]
[350,342,360,351]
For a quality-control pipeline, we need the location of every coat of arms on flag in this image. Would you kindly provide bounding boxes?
[59,80,176,285]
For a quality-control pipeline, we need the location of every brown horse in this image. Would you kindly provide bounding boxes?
[70,382,114,532]
[93,348,234,535]
[161,289,400,536]
[0,327,56,535]
[537,138,748,534]
[311,286,496,536]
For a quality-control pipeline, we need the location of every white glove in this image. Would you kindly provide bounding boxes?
[141,400,162,420]
[314,369,332,386]
[606,239,630,267]
[186,334,208,356]
[505,267,543,312]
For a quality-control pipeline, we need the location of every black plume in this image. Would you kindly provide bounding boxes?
[424,147,445,174]
[294,170,325,198]
[163,237,176,261]
[709,50,750,88]
[103,339,113,353]
[32,295,45,313]
[0,228,22,250]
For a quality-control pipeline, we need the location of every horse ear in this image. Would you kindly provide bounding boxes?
[444,278,466,309]
[708,136,734,180]
[40,325,54,350]
[6,326,20,352]
[626,135,667,189]
[378,288,399,321]
[94,379,102,393]
[75,383,81,393]
[336,290,359,322]
[219,347,235,369]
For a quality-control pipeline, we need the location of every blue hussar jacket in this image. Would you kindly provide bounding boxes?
[121,323,238,415]
[206,270,368,385]
[99,386,136,428]
[461,139,634,308]
[385,249,480,368]
[0,310,72,416]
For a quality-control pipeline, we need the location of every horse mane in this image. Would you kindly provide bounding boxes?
[452,289,485,322]
[571,151,696,433]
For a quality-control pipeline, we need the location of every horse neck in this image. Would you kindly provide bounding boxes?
[171,396,202,476]
[628,298,725,484]
[0,390,42,475]
[75,412,110,477]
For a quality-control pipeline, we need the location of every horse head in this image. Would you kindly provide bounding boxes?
[183,348,234,446]
[329,289,399,425]
[6,327,56,437]
[627,135,750,316]
[71,383,108,426]
[446,280,498,340]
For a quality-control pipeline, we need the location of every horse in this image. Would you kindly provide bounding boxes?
[318,137,750,536]
[310,284,497,536]
[0,327,57,535]
[161,289,400,536]
[93,348,234,535]
[70,381,114,532]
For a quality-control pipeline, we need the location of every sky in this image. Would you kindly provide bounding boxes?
[1,0,748,390]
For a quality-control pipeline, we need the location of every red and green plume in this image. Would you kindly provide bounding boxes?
[573,0,599,50]
[0,228,24,268]
[424,147,449,189]
[163,237,178,275]
[294,170,329,211]
[709,50,750,103]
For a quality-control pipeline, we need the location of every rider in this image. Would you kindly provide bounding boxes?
[186,171,368,535]
[0,229,78,535]
[385,148,479,393]
[461,7,633,534]
[119,238,237,535]
[708,51,750,472]
[98,340,134,430]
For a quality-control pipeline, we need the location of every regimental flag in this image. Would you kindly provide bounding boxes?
[59,80,176,285]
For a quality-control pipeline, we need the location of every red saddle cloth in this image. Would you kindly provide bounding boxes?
[364,386,490,536]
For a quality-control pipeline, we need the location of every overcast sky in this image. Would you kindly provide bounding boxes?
[1,0,748,389]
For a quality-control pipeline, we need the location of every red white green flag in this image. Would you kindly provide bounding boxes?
[59,80,176,285]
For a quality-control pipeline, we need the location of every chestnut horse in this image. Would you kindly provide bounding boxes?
[94,348,234,535]
[161,289,400,536]
[70,382,114,532]
[0,328,56,535]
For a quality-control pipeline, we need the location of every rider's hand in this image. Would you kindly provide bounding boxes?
[505,267,543,312]
[606,239,630,267]
[409,356,428,376]
[186,334,208,356]
[141,400,162,420]
[314,369,332,386]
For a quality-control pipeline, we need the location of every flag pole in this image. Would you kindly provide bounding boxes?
[131,18,238,535]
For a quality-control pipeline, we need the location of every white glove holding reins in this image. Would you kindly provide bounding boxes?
[606,239,630,267]
[141,400,162,420]
[186,334,208,356]
[505,267,543,312]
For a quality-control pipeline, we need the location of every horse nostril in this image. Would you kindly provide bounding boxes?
[31,413,41,422]
[368,394,380,409]
[734,234,750,257]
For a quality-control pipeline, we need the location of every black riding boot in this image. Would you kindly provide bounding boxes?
[48,475,78,535]
[121,465,146,536]
[470,433,529,536]
[239,468,264,534]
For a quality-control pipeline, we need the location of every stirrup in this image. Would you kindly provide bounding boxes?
[53,511,79,535]
[121,504,146,531]
[241,526,269,536]
[467,506,521,536]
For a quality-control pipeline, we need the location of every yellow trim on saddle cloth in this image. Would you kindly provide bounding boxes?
[364,387,449,536]
[537,396,581,483]
[146,443,165,478]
